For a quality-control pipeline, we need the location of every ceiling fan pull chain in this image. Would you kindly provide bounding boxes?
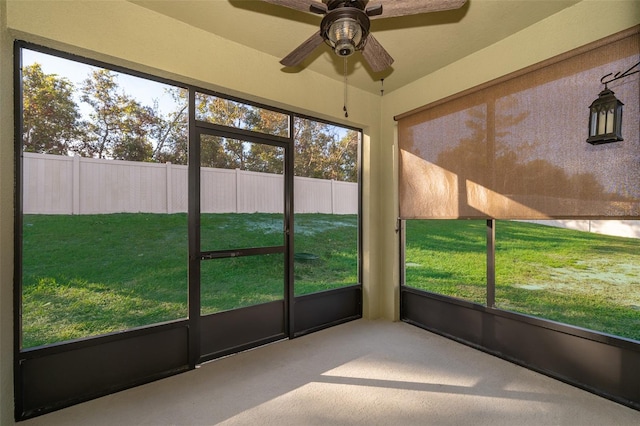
[343,57,349,118]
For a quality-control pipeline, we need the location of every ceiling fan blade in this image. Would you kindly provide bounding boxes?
[259,0,325,14]
[361,34,394,73]
[280,31,325,67]
[368,0,467,19]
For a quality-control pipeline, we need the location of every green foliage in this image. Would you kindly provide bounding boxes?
[195,94,358,181]
[77,69,156,160]
[22,63,82,154]
[23,63,189,163]
[151,88,188,165]
[294,117,358,182]
[196,94,289,137]
[196,93,289,171]
[405,220,640,341]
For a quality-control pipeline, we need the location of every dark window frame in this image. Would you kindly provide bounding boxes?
[400,217,640,410]
[13,39,363,420]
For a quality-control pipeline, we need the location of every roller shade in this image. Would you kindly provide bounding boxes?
[397,27,639,220]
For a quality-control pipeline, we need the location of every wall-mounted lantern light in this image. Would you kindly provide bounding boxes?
[587,87,623,145]
[587,61,638,145]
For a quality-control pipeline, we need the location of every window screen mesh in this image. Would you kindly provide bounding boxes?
[397,27,639,220]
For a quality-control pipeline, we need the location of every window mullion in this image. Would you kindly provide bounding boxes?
[487,219,495,308]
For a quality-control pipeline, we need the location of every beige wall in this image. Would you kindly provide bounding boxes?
[1,0,639,423]
[1,1,14,424]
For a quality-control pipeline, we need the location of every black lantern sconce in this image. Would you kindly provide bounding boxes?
[587,61,639,145]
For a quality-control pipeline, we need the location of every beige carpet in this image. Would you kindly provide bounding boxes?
[22,319,640,425]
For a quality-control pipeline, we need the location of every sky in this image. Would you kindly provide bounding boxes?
[22,48,179,117]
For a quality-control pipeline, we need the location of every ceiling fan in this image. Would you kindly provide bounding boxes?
[259,0,468,73]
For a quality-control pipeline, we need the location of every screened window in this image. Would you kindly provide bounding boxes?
[18,47,362,348]
[20,49,189,348]
[293,117,360,296]
[495,220,640,341]
[398,29,639,342]
[404,220,486,305]
[15,42,363,422]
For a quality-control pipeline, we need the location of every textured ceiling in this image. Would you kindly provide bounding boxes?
[131,0,580,94]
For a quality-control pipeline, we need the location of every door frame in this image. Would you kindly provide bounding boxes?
[188,110,295,365]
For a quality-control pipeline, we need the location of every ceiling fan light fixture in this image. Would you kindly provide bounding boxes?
[327,18,362,57]
[321,8,370,58]
[266,0,469,72]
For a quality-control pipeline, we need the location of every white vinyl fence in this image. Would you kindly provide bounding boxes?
[520,220,640,239]
[23,152,358,215]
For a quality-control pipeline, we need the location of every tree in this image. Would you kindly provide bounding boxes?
[244,108,288,173]
[22,63,82,154]
[151,88,188,165]
[245,106,289,138]
[324,130,358,182]
[76,69,155,161]
[184,92,358,180]
[293,118,358,182]
[245,142,284,174]
[196,94,287,171]
[196,94,247,169]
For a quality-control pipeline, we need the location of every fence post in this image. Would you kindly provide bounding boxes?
[235,168,240,213]
[166,162,173,214]
[72,155,80,215]
[331,179,335,214]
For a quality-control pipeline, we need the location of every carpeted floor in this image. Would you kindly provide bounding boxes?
[22,319,640,425]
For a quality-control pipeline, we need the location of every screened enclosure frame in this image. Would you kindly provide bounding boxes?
[397,26,640,410]
[399,218,640,410]
[13,40,363,421]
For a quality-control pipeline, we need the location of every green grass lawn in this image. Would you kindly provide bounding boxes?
[21,213,358,348]
[21,214,638,348]
[405,220,640,341]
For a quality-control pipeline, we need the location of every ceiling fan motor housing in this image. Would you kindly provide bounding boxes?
[321,8,370,57]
